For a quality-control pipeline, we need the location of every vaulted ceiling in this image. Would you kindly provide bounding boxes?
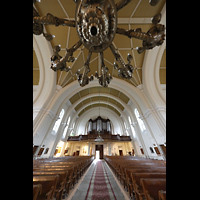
[33,0,166,117]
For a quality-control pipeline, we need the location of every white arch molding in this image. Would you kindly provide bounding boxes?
[142,3,166,121]
[33,35,56,121]
[39,78,151,121]
[76,100,122,117]
[68,92,127,113]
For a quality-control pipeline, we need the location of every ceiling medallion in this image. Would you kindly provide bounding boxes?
[33,0,165,87]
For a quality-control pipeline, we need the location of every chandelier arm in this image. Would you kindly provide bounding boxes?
[33,7,53,41]
[85,50,92,66]
[110,43,125,68]
[116,24,165,53]
[116,27,150,41]
[115,0,161,11]
[98,52,107,76]
[33,13,75,27]
[76,51,94,87]
[67,40,83,55]
[51,40,82,72]
[110,43,134,79]
[95,52,112,87]
[115,0,132,12]
[149,0,161,6]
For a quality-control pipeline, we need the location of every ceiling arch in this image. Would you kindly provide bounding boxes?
[68,85,130,117]
[72,92,126,110]
[69,86,129,105]
[76,100,122,117]
[33,35,56,120]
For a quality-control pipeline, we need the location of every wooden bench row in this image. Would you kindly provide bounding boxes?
[33,156,94,200]
[105,156,166,200]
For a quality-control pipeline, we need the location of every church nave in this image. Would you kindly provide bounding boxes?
[33,0,166,199]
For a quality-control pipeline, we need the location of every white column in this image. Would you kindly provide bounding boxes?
[88,142,90,156]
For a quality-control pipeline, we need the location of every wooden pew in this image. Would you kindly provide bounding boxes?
[33,159,84,184]
[33,163,77,186]
[158,190,166,200]
[33,184,42,200]
[105,157,165,186]
[131,173,166,200]
[141,178,166,200]
[121,162,164,187]
[125,167,166,197]
[33,156,94,198]
[33,166,74,195]
[33,175,59,200]
[104,156,166,199]
[33,170,68,200]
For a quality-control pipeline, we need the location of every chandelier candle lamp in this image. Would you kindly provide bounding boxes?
[33,0,165,87]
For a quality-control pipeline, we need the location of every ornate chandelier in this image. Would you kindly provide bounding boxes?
[95,131,104,142]
[33,0,165,87]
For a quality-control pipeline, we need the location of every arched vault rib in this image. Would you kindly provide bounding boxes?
[71,92,126,112]
[75,100,123,117]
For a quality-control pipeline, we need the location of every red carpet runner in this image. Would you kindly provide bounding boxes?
[85,160,117,200]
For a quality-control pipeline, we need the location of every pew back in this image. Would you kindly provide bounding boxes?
[141,178,166,200]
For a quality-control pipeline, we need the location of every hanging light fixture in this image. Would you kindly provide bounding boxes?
[33,0,165,88]
[94,131,104,142]
[95,86,104,142]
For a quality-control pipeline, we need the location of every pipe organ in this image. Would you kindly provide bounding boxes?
[88,116,111,134]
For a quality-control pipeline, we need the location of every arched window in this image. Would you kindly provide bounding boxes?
[62,116,71,139]
[67,116,71,126]
[149,147,154,153]
[124,121,129,136]
[62,125,68,139]
[134,108,146,132]
[52,109,64,135]
[128,116,136,138]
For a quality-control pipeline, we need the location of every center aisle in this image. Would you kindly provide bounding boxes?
[69,159,127,200]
